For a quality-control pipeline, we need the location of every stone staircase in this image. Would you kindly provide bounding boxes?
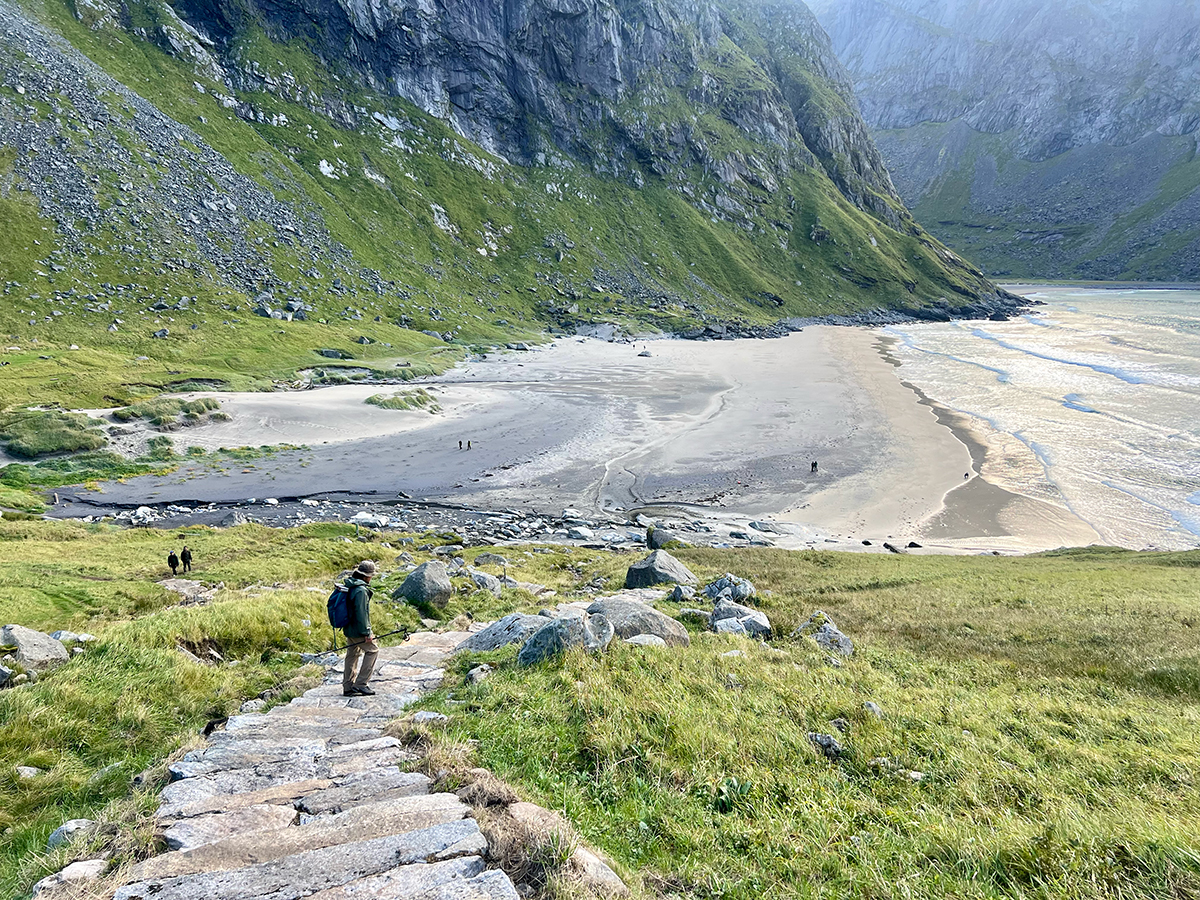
[110,629,519,900]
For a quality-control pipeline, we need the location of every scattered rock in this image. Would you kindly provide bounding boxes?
[0,624,69,672]
[473,552,509,567]
[49,630,95,643]
[863,701,883,719]
[517,613,614,665]
[470,571,502,597]
[411,711,449,725]
[677,608,711,625]
[586,594,690,647]
[793,610,854,657]
[31,859,107,897]
[567,526,594,541]
[624,550,697,589]
[831,717,850,733]
[466,664,493,684]
[218,510,249,527]
[455,613,550,652]
[623,634,667,648]
[702,573,756,603]
[393,561,453,609]
[808,732,844,760]
[47,818,96,850]
[711,599,771,638]
[16,766,43,779]
[667,585,695,602]
[240,698,267,713]
[647,527,684,550]
[0,664,11,687]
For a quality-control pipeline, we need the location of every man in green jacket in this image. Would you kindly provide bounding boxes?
[343,560,379,696]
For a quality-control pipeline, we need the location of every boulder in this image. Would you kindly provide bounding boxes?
[517,613,614,665]
[466,664,493,684]
[677,608,711,625]
[702,573,756,603]
[623,634,667,648]
[647,527,684,550]
[219,510,249,527]
[47,818,95,850]
[668,585,695,602]
[711,600,771,638]
[567,526,595,541]
[470,571,502,597]
[864,701,883,719]
[31,859,107,897]
[455,613,549,652]
[393,561,453,609]
[473,552,509,567]
[793,610,854,657]
[1,625,68,672]
[808,732,844,760]
[586,595,689,647]
[624,551,697,589]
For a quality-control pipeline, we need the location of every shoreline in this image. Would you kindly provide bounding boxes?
[39,326,1110,555]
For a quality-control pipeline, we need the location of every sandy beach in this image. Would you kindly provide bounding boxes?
[66,326,1107,553]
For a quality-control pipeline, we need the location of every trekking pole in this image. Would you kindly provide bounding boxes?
[329,626,413,653]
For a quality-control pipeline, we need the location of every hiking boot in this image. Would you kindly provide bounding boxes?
[353,685,376,695]
[342,687,359,696]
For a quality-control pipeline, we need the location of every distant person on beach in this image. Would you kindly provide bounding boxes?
[167,550,179,575]
[811,460,818,473]
[180,545,193,573]
[342,560,378,697]
[459,440,463,450]
[467,440,472,450]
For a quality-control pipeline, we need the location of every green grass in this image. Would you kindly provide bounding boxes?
[414,546,1200,900]
[364,388,440,412]
[112,397,222,428]
[0,410,107,458]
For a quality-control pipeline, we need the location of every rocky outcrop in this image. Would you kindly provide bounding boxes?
[586,593,690,648]
[1,624,68,672]
[517,614,614,665]
[812,0,1200,280]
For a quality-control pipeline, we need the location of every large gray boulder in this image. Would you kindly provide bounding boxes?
[647,527,685,550]
[794,610,854,657]
[624,551,697,589]
[517,614,614,666]
[469,571,502,597]
[586,595,689,648]
[455,614,550,652]
[711,600,771,638]
[393,561,453,609]
[47,818,96,850]
[1,625,68,672]
[702,573,756,603]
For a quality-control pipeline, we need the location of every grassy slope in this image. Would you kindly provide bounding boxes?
[0,0,996,413]
[426,546,1200,900]
[4,521,1196,897]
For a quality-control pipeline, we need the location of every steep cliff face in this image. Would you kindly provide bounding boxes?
[812,0,1200,280]
[0,0,1017,385]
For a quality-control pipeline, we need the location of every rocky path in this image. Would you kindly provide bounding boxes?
[108,627,519,900]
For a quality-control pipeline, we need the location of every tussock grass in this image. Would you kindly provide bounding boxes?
[112,398,222,429]
[364,388,440,412]
[0,410,106,458]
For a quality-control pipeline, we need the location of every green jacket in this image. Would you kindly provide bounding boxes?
[344,576,373,638]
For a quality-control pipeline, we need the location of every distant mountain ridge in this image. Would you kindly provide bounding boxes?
[812,0,1200,280]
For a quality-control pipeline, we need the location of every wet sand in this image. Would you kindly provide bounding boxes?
[69,328,1104,553]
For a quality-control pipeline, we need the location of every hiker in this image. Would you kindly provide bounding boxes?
[467,440,472,450]
[342,560,378,697]
[167,550,179,575]
[180,545,193,573]
[458,440,463,450]
[811,460,818,473]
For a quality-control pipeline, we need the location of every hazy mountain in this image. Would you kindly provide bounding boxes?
[812,0,1200,280]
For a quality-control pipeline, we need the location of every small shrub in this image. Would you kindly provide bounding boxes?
[365,389,441,412]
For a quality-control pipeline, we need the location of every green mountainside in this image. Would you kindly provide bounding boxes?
[0,0,1015,410]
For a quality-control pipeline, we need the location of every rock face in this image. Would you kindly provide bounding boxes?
[586,594,690,648]
[1,625,69,672]
[812,0,1200,280]
[517,614,614,665]
[624,551,697,589]
[393,561,453,609]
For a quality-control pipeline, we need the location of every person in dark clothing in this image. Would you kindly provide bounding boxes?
[180,545,193,573]
[811,460,818,473]
[342,560,379,696]
[167,550,179,575]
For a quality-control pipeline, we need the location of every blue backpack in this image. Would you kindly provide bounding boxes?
[327,583,351,629]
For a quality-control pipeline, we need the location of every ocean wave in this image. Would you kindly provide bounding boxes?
[970,327,1153,385]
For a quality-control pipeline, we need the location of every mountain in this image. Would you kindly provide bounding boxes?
[811,0,1200,281]
[0,0,1019,409]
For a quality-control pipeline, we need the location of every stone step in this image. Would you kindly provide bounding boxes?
[301,793,468,833]
[303,857,490,900]
[208,725,383,747]
[126,816,486,886]
[225,707,366,731]
[162,803,297,852]
[158,747,415,810]
[297,770,430,816]
[169,738,327,780]
[157,777,335,821]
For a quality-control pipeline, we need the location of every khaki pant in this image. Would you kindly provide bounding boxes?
[342,635,378,690]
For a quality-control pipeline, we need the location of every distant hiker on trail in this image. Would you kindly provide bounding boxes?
[458,440,462,450]
[167,550,179,575]
[342,560,378,697]
[467,440,472,450]
[811,460,818,473]
[180,545,193,573]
